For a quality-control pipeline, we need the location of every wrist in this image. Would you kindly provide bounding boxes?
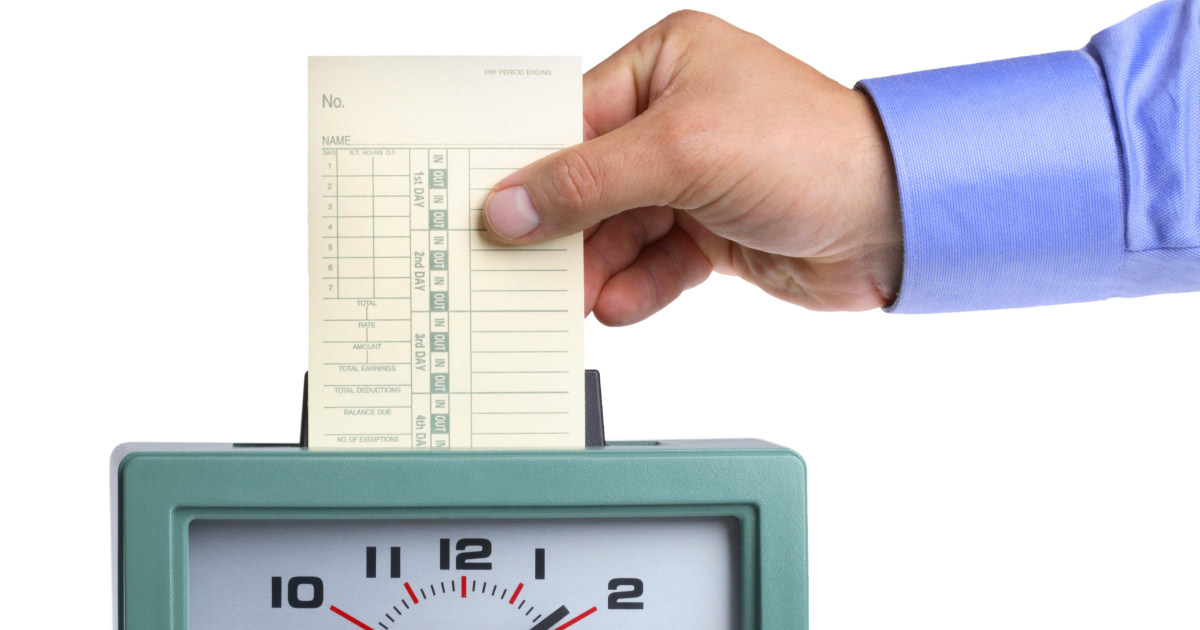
[849,88,903,307]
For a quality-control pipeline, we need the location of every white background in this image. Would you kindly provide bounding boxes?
[3,0,1197,628]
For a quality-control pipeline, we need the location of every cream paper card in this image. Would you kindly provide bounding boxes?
[308,57,583,448]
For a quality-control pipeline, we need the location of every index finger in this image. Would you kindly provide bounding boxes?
[581,15,672,139]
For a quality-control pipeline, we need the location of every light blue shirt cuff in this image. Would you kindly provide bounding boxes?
[858,51,1125,313]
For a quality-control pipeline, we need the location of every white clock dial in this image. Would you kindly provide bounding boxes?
[188,517,740,630]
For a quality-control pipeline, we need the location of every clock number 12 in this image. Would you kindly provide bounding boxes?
[440,537,492,570]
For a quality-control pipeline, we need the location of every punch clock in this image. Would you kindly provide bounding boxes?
[112,378,807,629]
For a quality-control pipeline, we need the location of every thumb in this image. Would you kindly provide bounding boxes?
[482,117,681,243]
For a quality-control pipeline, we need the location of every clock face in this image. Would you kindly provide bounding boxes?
[188,517,741,630]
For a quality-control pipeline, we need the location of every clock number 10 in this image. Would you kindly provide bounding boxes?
[270,576,323,609]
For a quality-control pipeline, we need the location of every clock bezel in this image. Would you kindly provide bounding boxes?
[113,440,807,630]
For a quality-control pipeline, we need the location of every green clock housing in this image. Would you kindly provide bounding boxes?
[112,439,807,630]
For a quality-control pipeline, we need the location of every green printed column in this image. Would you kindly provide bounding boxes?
[428,149,450,444]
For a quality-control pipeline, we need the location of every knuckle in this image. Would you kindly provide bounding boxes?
[649,118,714,204]
[654,117,702,158]
[661,9,717,29]
[655,11,723,55]
[546,148,604,217]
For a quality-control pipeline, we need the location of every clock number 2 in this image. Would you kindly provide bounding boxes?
[607,577,645,609]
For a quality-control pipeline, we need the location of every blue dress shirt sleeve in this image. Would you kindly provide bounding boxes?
[857,0,1200,313]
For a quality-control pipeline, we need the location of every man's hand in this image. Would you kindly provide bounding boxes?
[483,11,902,325]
